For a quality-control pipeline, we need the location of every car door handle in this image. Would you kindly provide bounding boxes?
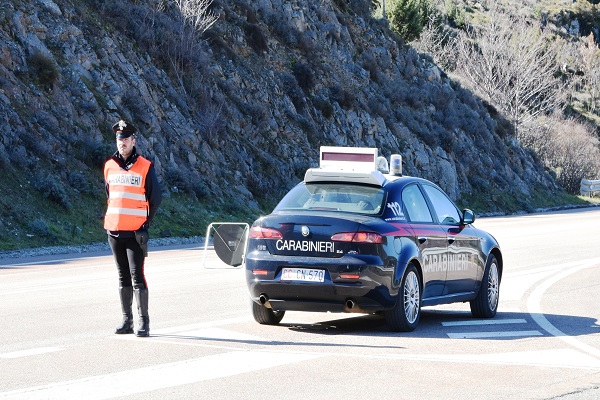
[418,236,427,244]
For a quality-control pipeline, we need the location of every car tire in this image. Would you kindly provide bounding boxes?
[470,254,500,318]
[385,264,421,332]
[251,300,285,325]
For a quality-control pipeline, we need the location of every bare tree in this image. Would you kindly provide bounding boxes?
[455,12,567,140]
[525,113,600,193]
[549,121,600,193]
[167,0,218,95]
[413,20,457,70]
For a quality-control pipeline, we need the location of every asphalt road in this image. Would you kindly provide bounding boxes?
[1,207,599,399]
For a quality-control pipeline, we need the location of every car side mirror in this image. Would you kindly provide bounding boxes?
[462,209,476,225]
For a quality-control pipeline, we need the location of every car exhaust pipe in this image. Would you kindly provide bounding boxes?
[259,294,272,308]
[345,299,356,309]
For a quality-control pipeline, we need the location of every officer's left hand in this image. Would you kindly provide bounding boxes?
[135,227,149,246]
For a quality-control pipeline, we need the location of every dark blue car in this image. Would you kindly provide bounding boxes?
[244,147,502,332]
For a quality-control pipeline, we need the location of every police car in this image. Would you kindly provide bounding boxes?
[244,147,502,332]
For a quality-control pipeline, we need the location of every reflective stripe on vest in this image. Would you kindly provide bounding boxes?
[104,157,151,231]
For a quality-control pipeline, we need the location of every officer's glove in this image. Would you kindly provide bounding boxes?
[135,227,150,257]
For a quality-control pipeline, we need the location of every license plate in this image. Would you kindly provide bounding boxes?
[281,268,325,282]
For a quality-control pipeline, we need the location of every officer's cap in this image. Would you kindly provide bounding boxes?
[112,119,137,139]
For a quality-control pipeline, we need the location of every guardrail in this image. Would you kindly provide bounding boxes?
[580,179,600,197]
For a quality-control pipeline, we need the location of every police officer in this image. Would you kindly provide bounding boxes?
[104,119,162,337]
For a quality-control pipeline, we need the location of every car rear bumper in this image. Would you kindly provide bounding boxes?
[245,252,398,312]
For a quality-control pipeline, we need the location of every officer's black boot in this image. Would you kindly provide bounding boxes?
[115,286,134,334]
[134,288,150,337]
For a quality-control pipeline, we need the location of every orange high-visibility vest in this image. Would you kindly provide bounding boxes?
[104,157,151,231]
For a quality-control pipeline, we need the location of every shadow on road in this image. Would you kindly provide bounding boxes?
[151,310,600,347]
[281,309,600,340]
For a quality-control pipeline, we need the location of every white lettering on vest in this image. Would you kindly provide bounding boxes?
[108,174,142,187]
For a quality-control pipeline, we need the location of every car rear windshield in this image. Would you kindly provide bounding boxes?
[274,183,386,215]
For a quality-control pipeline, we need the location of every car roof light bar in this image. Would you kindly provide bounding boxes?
[304,146,388,186]
[319,146,378,172]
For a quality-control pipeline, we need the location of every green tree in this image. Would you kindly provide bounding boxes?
[388,0,430,42]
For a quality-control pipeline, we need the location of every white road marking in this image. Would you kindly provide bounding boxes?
[527,258,600,359]
[0,350,323,400]
[447,330,543,339]
[502,261,585,301]
[443,318,541,338]
[0,347,62,359]
[386,348,600,370]
[442,318,527,327]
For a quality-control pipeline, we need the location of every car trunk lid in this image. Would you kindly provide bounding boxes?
[258,212,372,258]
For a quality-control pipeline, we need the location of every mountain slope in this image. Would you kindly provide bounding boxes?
[0,0,582,250]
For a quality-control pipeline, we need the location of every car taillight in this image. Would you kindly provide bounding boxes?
[331,232,383,244]
[249,226,283,239]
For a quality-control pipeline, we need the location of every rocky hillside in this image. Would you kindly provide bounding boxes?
[0,0,579,250]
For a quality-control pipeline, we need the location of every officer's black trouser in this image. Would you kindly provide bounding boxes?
[108,234,147,290]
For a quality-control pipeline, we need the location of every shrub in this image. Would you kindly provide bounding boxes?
[383,78,409,103]
[430,84,455,110]
[347,0,376,17]
[292,63,315,93]
[246,172,268,198]
[415,126,438,148]
[362,55,382,84]
[329,85,356,109]
[88,141,114,168]
[244,23,268,54]
[242,102,269,126]
[439,129,455,154]
[205,30,238,60]
[0,144,10,168]
[164,164,208,199]
[332,0,350,12]
[240,3,259,23]
[405,85,427,108]
[9,145,31,169]
[267,12,302,47]
[33,175,72,210]
[313,96,334,119]
[28,218,52,237]
[28,52,59,89]
[69,171,92,194]
[21,131,52,158]
[198,102,224,142]
[281,73,306,112]
[367,94,389,118]
[441,110,460,131]
[122,88,147,118]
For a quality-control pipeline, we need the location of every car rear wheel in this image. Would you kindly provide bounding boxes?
[251,300,285,325]
[385,264,421,332]
[470,254,500,318]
